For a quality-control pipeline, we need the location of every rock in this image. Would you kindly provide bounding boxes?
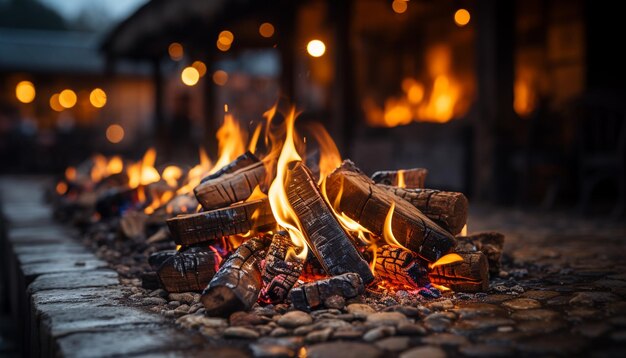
[256,325,274,336]
[452,303,505,319]
[188,303,203,314]
[324,295,346,310]
[384,305,423,318]
[293,325,315,336]
[168,292,195,304]
[501,298,541,310]
[250,343,296,358]
[141,297,166,306]
[223,326,261,339]
[176,315,228,329]
[481,294,513,303]
[374,336,410,351]
[517,320,565,334]
[312,318,352,330]
[167,301,181,309]
[333,329,364,340]
[199,327,219,337]
[307,342,382,358]
[163,310,176,318]
[459,344,513,357]
[399,346,447,358]
[424,312,454,332]
[452,317,515,332]
[516,334,587,355]
[311,309,342,318]
[270,327,289,337]
[230,311,271,326]
[428,299,453,311]
[366,312,408,326]
[569,292,619,306]
[149,289,168,298]
[363,326,396,342]
[305,328,334,343]
[520,290,560,300]
[278,311,313,328]
[572,322,611,338]
[510,309,559,321]
[174,304,189,316]
[422,333,469,346]
[397,322,427,336]
[347,303,376,318]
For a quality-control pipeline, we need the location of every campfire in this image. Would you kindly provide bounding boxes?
[54,105,504,318]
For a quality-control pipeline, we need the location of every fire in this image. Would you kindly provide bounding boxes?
[209,106,246,175]
[267,108,308,261]
[429,253,463,269]
[461,224,468,236]
[127,148,160,189]
[162,166,183,188]
[307,122,342,184]
[397,170,406,188]
[514,76,536,117]
[248,123,262,155]
[144,189,174,215]
[177,148,212,194]
[90,154,108,183]
[65,167,76,181]
[383,202,409,250]
[245,185,268,202]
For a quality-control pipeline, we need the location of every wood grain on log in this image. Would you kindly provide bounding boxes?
[289,272,364,311]
[260,234,304,304]
[157,247,219,293]
[201,237,269,317]
[325,161,455,262]
[148,250,177,271]
[371,168,428,188]
[379,186,468,235]
[374,245,430,289]
[429,251,489,292]
[200,151,260,183]
[194,160,270,210]
[166,198,275,246]
[455,232,504,275]
[285,162,374,284]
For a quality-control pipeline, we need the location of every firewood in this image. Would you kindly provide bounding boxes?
[325,161,455,262]
[166,198,275,246]
[260,234,304,304]
[157,247,220,293]
[289,273,365,311]
[285,162,374,284]
[374,245,441,298]
[456,232,504,275]
[379,186,468,235]
[194,160,271,210]
[200,151,260,183]
[429,251,489,292]
[119,211,149,240]
[146,227,170,244]
[371,168,428,188]
[148,250,177,270]
[201,237,269,317]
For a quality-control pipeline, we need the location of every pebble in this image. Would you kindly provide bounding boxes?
[521,290,560,300]
[312,318,352,330]
[428,299,453,311]
[399,346,447,358]
[324,295,346,310]
[305,328,334,343]
[481,294,513,303]
[176,315,228,329]
[517,320,565,334]
[424,312,454,332]
[307,342,382,358]
[293,325,315,336]
[188,303,203,314]
[366,312,408,326]
[129,292,143,300]
[167,301,181,309]
[223,326,260,339]
[510,309,559,321]
[230,311,271,326]
[278,311,313,328]
[168,292,195,304]
[333,329,364,340]
[422,333,470,346]
[396,322,427,336]
[270,327,289,337]
[363,326,396,342]
[250,343,295,358]
[572,322,611,338]
[149,289,168,298]
[569,292,619,306]
[374,336,410,351]
[141,296,166,306]
[501,298,541,310]
[347,303,376,318]
[452,317,515,332]
[452,303,504,319]
[459,344,513,357]
[384,305,423,318]
[174,304,189,316]
[256,325,274,336]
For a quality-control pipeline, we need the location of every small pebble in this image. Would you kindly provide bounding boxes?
[278,311,313,328]
[223,326,260,339]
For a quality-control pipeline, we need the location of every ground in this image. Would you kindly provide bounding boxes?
[1,177,625,357]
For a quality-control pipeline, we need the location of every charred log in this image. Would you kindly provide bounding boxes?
[260,234,304,304]
[157,247,220,293]
[148,250,178,270]
[371,168,428,188]
[379,186,468,235]
[200,151,260,183]
[166,199,275,246]
[429,251,489,292]
[325,160,455,262]
[374,245,440,298]
[289,272,365,311]
[285,162,374,284]
[456,232,504,275]
[201,237,269,317]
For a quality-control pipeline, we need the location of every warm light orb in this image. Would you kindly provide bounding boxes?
[218,30,234,45]
[307,39,326,57]
[59,89,77,109]
[216,40,231,52]
[392,0,408,14]
[192,61,207,77]
[454,8,471,27]
[212,70,229,86]
[168,42,184,61]
[181,67,200,86]
[49,93,63,112]
[15,81,36,103]
[106,124,125,144]
[89,88,107,108]
[259,22,275,38]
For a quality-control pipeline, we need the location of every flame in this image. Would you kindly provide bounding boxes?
[162,166,183,188]
[245,185,268,202]
[175,245,181,251]
[56,181,68,195]
[177,148,212,194]
[248,123,263,155]
[267,108,308,261]
[307,122,342,184]
[144,189,174,215]
[107,156,124,175]
[429,253,464,269]
[127,148,160,189]
[383,202,409,251]
[514,77,536,117]
[460,224,468,236]
[90,154,108,182]
[209,107,246,175]
[430,283,451,291]
[263,104,278,147]
[397,170,406,188]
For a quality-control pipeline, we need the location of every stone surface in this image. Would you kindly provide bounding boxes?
[223,326,260,339]
[399,346,447,358]
[27,270,119,292]
[366,312,408,326]
[374,336,410,351]
[363,326,395,342]
[501,298,541,310]
[307,342,382,358]
[278,311,313,328]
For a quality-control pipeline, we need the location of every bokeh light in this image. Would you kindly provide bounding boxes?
[49,93,63,112]
[181,67,200,86]
[15,81,36,103]
[259,23,275,38]
[168,42,184,61]
[307,40,326,57]
[89,88,107,108]
[454,9,471,27]
[192,61,207,77]
[59,89,77,109]
[106,124,125,143]
[392,0,408,14]
[212,70,229,86]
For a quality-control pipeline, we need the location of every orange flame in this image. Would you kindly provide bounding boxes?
[307,122,342,184]
[245,185,268,202]
[65,166,77,181]
[127,148,160,189]
[383,202,409,251]
[144,189,174,215]
[209,106,246,175]
[397,170,406,188]
[267,108,308,261]
[107,156,124,175]
[177,148,212,194]
[248,123,263,155]
[429,253,464,269]
[162,166,183,188]
[460,223,468,236]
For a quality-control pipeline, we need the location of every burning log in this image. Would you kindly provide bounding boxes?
[285,162,375,284]
[194,160,271,210]
[374,245,440,298]
[201,237,269,317]
[456,232,504,275]
[325,161,455,262]
[200,151,260,183]
[156,247,220,293]
[289,273,365,311]
[260,234,304,304]
[166,199,275,246]
[148,250,177,270]
[429,252,489,292]
[379,186,468,235]
[371,168,428,188]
